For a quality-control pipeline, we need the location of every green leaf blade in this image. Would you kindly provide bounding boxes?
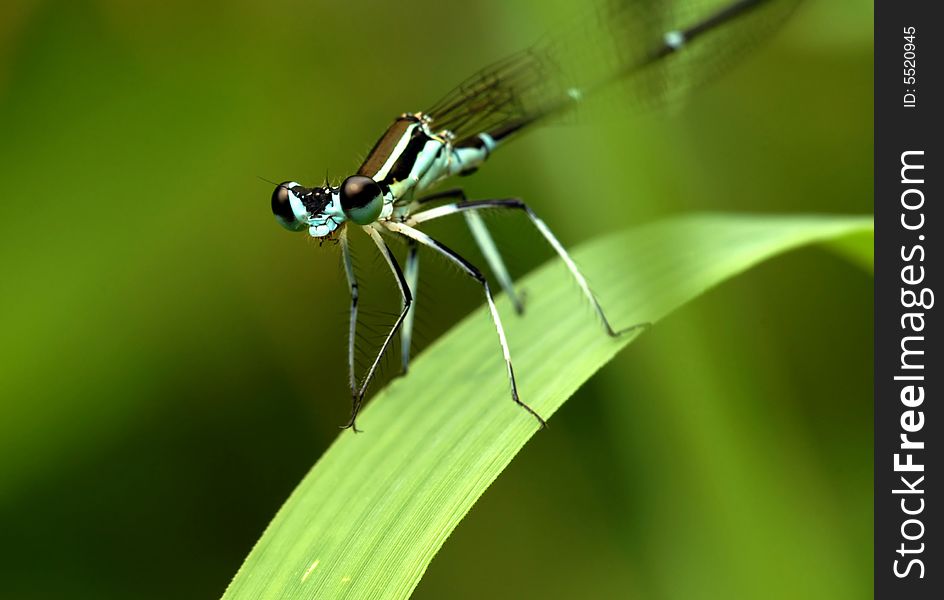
[223,213,873,600]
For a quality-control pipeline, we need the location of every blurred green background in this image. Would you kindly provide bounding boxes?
[0,1,872,599]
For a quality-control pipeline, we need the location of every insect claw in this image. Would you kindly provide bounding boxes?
[608,321,651,338]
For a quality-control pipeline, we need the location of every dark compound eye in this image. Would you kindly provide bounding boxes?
[271,182,306,232]
[339,175,384,225]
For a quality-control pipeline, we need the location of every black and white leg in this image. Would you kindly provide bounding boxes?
[400,239,419,374]
[416,188,524,314]
[407,199,648,337]
[383,220,546,428]
[342,225,413,431]
[339,228,359,398]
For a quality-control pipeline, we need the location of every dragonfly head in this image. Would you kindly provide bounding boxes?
[271,181,344,238]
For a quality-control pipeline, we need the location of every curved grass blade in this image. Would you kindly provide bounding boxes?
[222,212,873,600]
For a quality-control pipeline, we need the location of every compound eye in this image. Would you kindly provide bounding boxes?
[339,175,383,225]
[271,182,306,231]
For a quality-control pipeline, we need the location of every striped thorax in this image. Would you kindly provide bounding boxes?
[270,112,498,238]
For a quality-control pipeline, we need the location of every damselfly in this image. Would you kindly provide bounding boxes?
[271,0,799,431]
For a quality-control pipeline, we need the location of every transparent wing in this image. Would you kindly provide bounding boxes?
[424,48,559,142]
[424,0,801,141]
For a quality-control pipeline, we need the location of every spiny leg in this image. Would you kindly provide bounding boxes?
[407,199,649,337]
[342,226,413,432]
[418,188,525,313]
[383,220,546,429]
[339,228,359,397]
[400,240,419,374]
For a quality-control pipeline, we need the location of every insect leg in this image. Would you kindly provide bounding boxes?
[463,210,525,314]
[342,226,413,431]
[401,240,419,374]
[407,199,649,337]
[383,220,546,429]
[418,188,524,313]
[339,228,359,397]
